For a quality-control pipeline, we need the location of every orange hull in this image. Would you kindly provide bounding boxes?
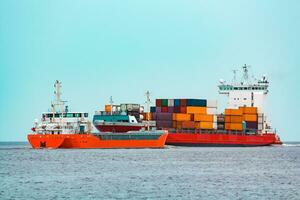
[27,133,168,149]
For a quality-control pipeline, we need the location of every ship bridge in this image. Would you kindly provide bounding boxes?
[218,64,269,112]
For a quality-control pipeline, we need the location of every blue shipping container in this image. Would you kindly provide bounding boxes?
[186,99,207,107]
[150,106,156,113]
[174,99,181,107]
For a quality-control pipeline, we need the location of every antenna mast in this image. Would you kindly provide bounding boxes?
[109,96,114,115]
[145,91,151,131]
[242,64,249,84]
[232,69,238,84]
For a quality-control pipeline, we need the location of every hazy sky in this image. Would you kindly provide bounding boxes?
[1,0,299,141]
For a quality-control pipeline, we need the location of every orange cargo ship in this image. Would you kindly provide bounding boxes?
[27,81,167,149]
[28,132,168,149]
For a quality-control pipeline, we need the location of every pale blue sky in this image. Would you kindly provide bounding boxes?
[0,0,299,141]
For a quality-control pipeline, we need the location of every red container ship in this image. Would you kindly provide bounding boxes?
[152,65,282,146]
[27,81,168,149]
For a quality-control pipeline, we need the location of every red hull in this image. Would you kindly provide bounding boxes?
[95,125,143,133]
[27,133,168,149]
[166,132,279,147]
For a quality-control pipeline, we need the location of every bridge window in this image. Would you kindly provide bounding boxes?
[66,113,73,117]
[55,113,61,117]
[84,113,88,117]
[46,114,53,118]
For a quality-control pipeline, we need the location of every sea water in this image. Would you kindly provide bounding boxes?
[0,142,299,200]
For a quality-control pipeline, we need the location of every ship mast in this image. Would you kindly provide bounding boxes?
[53,80,65,131]
[242,64,250,84]
[109,96,114,115]
[232,69,238,85]
[145,91,151,131]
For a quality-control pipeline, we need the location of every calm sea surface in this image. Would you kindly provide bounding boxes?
[0,142,299,200]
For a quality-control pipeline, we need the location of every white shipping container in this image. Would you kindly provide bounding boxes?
[258,124,263,130]
[168,99,174,107]
[213,122,218,129]
[207,100,218,108]
[207,107,218,115]
[213,115,217,123]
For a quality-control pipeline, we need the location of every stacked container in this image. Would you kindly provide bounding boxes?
[152,98,218,130]
[239,107,258,130]
[224,109,243,131]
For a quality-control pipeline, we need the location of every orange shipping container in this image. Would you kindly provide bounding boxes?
[182,121,195,129]
[225,109,243,116]
[230,115,243,123]
[225,123,243,131]
[195,121,214,129]
[194,114,214,122]
[243,114,257,122]
[186,106,207,114]
[239,107,258,114]
[105,105,111,112]
[174,121,181,129]
[225,115,243,123]
[142,112,152,121]
[172,113,191,121]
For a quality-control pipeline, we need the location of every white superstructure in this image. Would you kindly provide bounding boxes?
[218,65,272,132]
[32,80,92,134]
[218,64,269,112]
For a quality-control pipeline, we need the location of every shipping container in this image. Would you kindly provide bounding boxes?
[213,122,218,129]
[180,99,187,107]
[195,122,214,129]
[156,120,173,128]
[217,115,225,123]
[186,106,207,114]
[161,107,169,113]
[207,107,218,115]
[155,113,173,121]
[105,105,111,112]
[239,106,258,114]
[225,115,243,123]
[225,109,243,116]
[172,113,191,121]
[141,112,152,121]
[174,99,181,107]
[186,99,207,107]
[243,114,258,122]
[217,124,225,130]
[225,123,243,131]
[174,106,181,113]
[156,99,162,107]
[156,107,162,113]
[246,121,258,129]
[172,121,177,128]
[168,107,174,113]
[213,115,217,123]
[206,100,217,108]
[194,114,214,122]
[182,121,195,129]
[150,106,156,113]
[180,106,187,113]
[168,99,174,107]
[161,99,168,107]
